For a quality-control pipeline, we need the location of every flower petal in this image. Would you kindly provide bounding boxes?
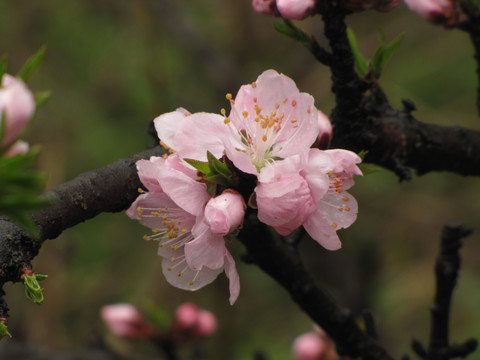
[185,222,227,271]
[224,251,240,305]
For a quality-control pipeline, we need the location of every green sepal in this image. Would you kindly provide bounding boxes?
[0,56,7,81]
[346,27,368,77]
[206,181,217,198]
[17,45,46,81]
[370,30,404,79]
[34,91,51,109]
[273,19,312,49]
[23,273,47,305]
[357,150,368,160]
[207,151,232,179]
[0,321,11,339]
[205,173,231,187]
[183,158,210,175]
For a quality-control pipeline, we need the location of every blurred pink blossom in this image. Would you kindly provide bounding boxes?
[293,332,329,360]
[174,302,200,329]
[252,0,277,15]
[404,0,454,21]
[193,310,218,338]
[5,140,29,157]
[277,0,316,19]
[100,304,155,339]
[0,74,35,151]
[173,303,218,340]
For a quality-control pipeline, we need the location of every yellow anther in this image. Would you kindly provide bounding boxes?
[189,280,194,285]
[138,213,143,219]
[291,118,297,124]
[143,234,148,240]
[262,134,267,142]
[242,111,248,118]
[292,100,297,107]
[171,257,176,262]
[137,188,144,193]
[174,245,179,250]
[224,118,231,124]
[181,228,187,233]
[158,243,163,247]
[251,82,257,88]
[177,272,182,277]
[343,196,349,202]
[151,211,159,217]
[332,222,338,228]
[221,108,226,115]
[345,206,351,211]
[226,93,233,100]
[275,103,280,109]
[167,267,172,271]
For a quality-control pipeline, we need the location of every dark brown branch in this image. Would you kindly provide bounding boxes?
[0,146,166,318]
[238,212,394,360]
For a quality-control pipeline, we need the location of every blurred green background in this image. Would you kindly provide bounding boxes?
[1,0,480,359]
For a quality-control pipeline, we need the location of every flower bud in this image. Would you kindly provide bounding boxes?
[252,0,277,15]
[292,332,329,360]
[0,74,35,150]
[276,0,316,20]
[100,304,155,339]
[174,302,199,330]
[315,110,332,150]
[204,190,246,236]
[193,310,218,338]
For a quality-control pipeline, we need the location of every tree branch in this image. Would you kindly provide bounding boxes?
[239,212,394,360]
[0,146,166,319]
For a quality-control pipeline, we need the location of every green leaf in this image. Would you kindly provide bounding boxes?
[34,91,51,109]
[273,19,312,49]
[346,27,368,76]
[370,31,404,79]
[205,174,231,187]
[183,158,210,175]
[206,151,232,178]
[23,273,47,305]
[206,181,217,197]
[17,45,46,81]
[0,322,12,339]
[357,150,369,160]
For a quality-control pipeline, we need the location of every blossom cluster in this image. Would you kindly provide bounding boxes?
[127,70,362,305]
[100,302,217,341]
[0,74,35,156]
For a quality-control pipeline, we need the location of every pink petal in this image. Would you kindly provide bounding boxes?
[276,0,316,20]
[224,251,240,305]
[136,157,165,192]
[184,223,227,271]
[301,149,333,202]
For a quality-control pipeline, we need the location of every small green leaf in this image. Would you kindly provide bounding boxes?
[34,91,51,109]
[206,151,232,178]
[274,19,312,49]
[346,27,368,76]
[184,158,210,174]
[17,45,46,81]
[205,174,231,187]
[206,181,217,197]
[23,273,47,305]
[370,31,404,79]
[357,150,369,160]
[0,322,11,339]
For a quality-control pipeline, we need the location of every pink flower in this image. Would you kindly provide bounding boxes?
[0,74,35,151]
[293,332,330,360]
[252,0,277,15]
[100,304,155,339]
[5,140,29,157]
[204,190,246,236]
[127,154,240,304]
[223,69,319,175]
[404,0,453,20]
[276,0,316,20]
[154,108,229,162]
[256,148,361,250]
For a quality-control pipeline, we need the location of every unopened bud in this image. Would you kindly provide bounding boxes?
[204,190,246,236]
[276,0,316,19]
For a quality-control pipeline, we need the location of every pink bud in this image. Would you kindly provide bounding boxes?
[0,74,35,150]
[292,332,329,360]
[193,310,218,338]
[100,304,155,339]
[276,0,316,20]
[252,0,277,15]
[315,110,332,150]
[174,302,199,330]
[204,190,246,236]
